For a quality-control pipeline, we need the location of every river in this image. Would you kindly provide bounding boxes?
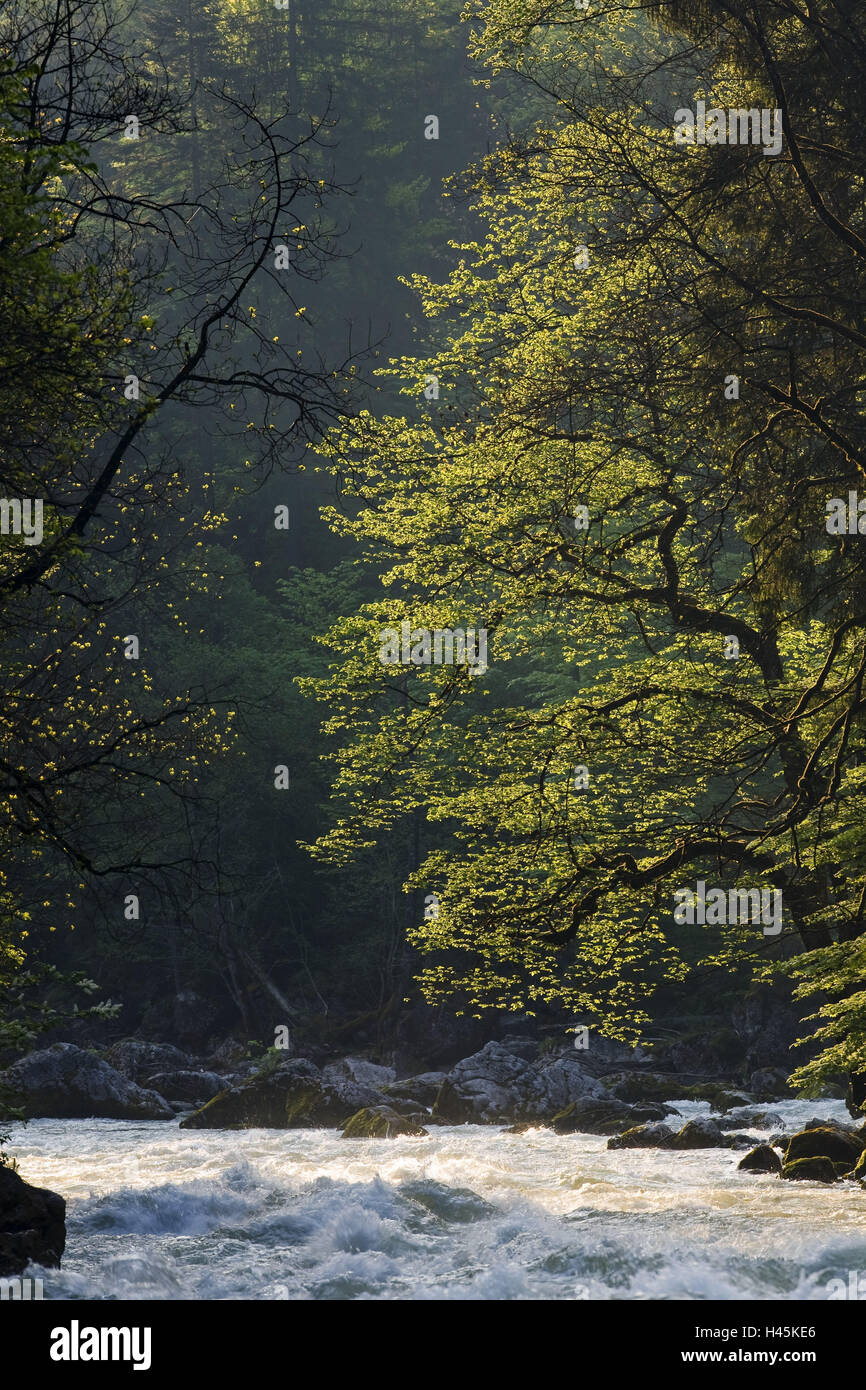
[8,1098,865,1300]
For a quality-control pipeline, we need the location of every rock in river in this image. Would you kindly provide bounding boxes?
[179,1057,386,1130]
[552,1097,667,1135]
[607,1122,677,1150]
[0,1164,66,1277]
[737,1143,783,1175]
[608,1115,737,1151]
[669,1116,729,1149]
[0,1043,173,1120]
[143,1070,232,1105]
[383,1072,447,1109]
[323,1057,396,1091]
[431,1041,609,1125]
[103,1040,192,1082]
[784,1123,865,1169]
[341,1106,428,1138]
[781,1156,839,1184]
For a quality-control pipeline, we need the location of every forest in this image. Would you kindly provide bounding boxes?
[1,0,865,1117]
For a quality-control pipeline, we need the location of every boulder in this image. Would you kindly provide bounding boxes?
[781,1156,839,1184]
[853,1149,866,1182]
[383,1073,447,1108]
[803,1116,859,1133]
[432,1041,608,1125]
[341,1106,428,1139]
[104,1039,192,1082]
[607,1122,676,1150]
[322,1057,396,1091]
[0,1164,66,1276]
[784,1125,866,1168]
[552,1097,667,1135]
[143,1070,231,1105]
[670,1116,729,1149]
[495,1038,539,1062]
[534,1052,612,1114]
[377,1095,431,1119]
[738,1143,783,1175]
[599,1071,693,1104]
[430,1079,475,1125]
[0,1044,173,1120]
[727,1132,760,1149]
[178,1058,385,1130]
[628,1103,674,1122]
[600,1073,753,1110]
[561,1033,636,1071]
[718,1108,784,1131]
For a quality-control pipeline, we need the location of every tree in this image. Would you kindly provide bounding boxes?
[0,0,355,1044]
[302,0,866,1083]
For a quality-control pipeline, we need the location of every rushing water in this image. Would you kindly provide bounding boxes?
[8,1098,865,1300]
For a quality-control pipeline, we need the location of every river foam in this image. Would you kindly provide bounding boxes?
[7,1099,865,1300]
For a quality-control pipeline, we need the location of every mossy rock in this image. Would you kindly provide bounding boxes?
[607,1122,676,1150]
[833,1160,856,1178]
[669,1116,729,1149]
[341,1106,428,1139]
[853,1149,866,1182]
[178,1059,379,1130]
[180,1074,325,1129]
[552,1097,637,1134]
[784,1125,865,1167]
[737,1143,782,1175]
[781,1156,838,1184]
